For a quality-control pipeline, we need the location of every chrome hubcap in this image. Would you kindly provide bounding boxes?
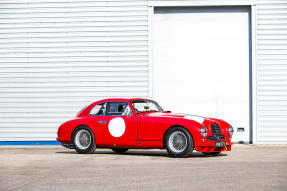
[168,131,187,153]
[75,129,91,149]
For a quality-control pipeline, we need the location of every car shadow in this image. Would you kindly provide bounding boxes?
[55,150,168,157]
[56,149,227,158]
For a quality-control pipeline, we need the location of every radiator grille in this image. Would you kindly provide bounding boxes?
[211,124,222,136]
[207,123,225,141]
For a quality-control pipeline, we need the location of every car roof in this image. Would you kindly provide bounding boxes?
[77,98,155,117]
[92,98,153,104]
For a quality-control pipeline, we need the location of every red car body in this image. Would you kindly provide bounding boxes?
[57,98,232,155]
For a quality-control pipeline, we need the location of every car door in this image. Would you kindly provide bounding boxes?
[137,114,163,141]
[97,101,138,147]
[130,100,165,145]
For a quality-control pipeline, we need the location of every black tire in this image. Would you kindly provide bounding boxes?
[202,152,221,156]
[165,126,193,158]
[72,126,96,154]
[112,148,128,154]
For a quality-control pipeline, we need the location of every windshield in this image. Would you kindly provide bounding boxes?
[131,100,163,114]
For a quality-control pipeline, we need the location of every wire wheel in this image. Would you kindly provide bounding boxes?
[168,131,188,153]
[75,129,91,150]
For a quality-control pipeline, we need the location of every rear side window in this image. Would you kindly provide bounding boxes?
[106,102,129,116]
[90,103,106,116]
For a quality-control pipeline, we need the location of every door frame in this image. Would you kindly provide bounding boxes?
[147,1,258,143]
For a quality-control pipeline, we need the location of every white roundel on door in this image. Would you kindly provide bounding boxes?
[108,117,126,137]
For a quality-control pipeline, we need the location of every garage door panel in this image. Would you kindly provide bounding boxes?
[154,7,250,142]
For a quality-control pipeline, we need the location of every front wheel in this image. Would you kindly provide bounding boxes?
[165,126,193,158]
[72,126,96,154]
[112,148,128,154]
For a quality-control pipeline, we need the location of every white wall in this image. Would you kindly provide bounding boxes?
[149,0,287,144]
[1,0,287,144]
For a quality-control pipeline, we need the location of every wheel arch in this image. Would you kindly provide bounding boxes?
[71,124,95,141]
[162,125,194,149]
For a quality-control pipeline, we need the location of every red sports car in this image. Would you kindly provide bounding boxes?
[57,98,233,157]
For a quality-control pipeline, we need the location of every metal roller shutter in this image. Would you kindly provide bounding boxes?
[256,0,287,143]
[0,0,149,141]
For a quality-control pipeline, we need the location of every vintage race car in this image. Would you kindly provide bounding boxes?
[57,98,233,157]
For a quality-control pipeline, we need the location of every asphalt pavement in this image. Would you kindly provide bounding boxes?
[0,144,286,191]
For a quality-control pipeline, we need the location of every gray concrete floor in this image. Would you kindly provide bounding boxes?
[0,144,286,191]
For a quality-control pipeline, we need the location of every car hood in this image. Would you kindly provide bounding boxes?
[142,112,218,125]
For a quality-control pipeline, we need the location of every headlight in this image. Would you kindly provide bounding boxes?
[228,126,234,137]
[200,126,207,138]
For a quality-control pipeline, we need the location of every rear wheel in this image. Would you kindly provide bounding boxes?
[165,126,193,158]
[202,152,221,156]
[72,126,96,154]
[112,148,128,154]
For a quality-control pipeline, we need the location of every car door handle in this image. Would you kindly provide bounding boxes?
[97,120,107,124]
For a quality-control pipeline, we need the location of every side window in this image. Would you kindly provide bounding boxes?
[89,103,106,116]
[106,102,132,116]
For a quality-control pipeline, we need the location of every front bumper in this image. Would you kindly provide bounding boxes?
[195,141,232,152]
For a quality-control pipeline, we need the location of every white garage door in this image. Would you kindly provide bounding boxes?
[153,7,250,143]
